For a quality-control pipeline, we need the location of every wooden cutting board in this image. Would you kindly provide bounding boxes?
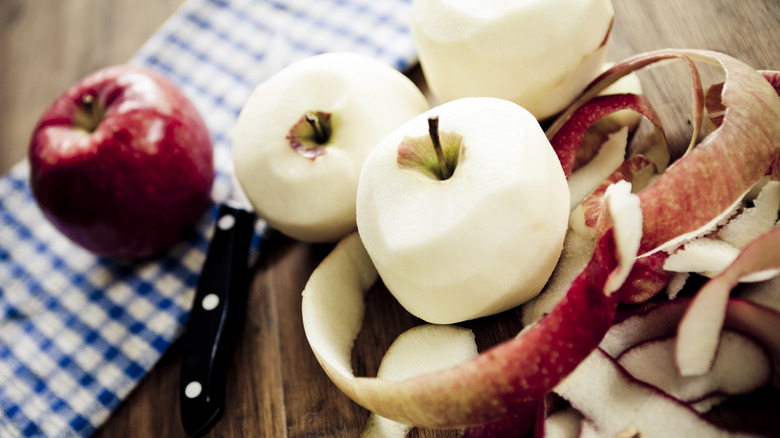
[4,0,778,437]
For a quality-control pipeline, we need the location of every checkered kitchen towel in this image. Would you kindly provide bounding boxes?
[0,0,417,436]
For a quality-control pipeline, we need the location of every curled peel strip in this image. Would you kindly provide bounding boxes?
[626,50,779,256]
[676,227,780,377]
[550,49,780,304]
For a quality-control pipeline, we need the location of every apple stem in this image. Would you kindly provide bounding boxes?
[428,116,451,180]
[74,93,103,133]
[306,111,328,144]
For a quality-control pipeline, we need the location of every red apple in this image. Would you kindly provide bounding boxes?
[28,64,214,259]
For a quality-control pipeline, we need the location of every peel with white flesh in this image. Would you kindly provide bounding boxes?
[569,155,656,238]
[567,127,629,211]
[551,93,667,180]
[302,186,641,428]
[362,325,478,437]
[718,180,780,249]
[617,331,771,412]
[554,349,763,438]
[520,229,594,326]
[541,409,582,438]
[550,49,780,255]
[522,182,643,327]
[664,180,780,279]
[663,238,742,279]
[410,0,614,119]
[549,49,780,305]
[625,51,779,257]
[676,227,780,376]
[233,52,429,242]
[602,293,780,390]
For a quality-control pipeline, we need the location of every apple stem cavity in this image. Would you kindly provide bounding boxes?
[305,111,329,144]
[427,116,452,180]
[73,92,104,133]
[288,110,333,159]
[397,116,461,181]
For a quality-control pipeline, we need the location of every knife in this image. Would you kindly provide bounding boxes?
[179,179,259,437]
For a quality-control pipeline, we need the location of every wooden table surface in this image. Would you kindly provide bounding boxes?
[2,0,779,437]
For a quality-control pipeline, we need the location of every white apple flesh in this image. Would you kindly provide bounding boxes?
[232,52,430,243]
[356,97,570,324]
[410,0,614,120]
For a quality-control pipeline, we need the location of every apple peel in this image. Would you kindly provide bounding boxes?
[554,348,763,438]
[570,155,655,238]
[557,50,780,306]
[717,180,780,250]
[567,126,629,211]
[551,50,780,259]
[550,93,667,178]
[664,180,780,279]
[302,185,642,428]
[617,331,772,412]
[629,51,780,256]
[676,227,780,376]
[362,324,478,437]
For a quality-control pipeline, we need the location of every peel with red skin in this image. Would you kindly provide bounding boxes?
[550,50,780,305]
[676,227,780,376]
[617,331,772,408]
[555,348,756,437]
[547,50,705,156]
[577,155,655,232]
[760,70,780,94]
[550,93,666,178]
[632,51,780,255]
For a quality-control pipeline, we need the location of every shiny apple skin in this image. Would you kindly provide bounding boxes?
[28,65,214,259]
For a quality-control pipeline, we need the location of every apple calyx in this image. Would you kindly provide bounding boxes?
[72,93,105,133]
[397,116,462,181]
[287,110,332,159]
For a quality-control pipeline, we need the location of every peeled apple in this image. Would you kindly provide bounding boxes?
[410,0,614,120]
[356,97,570,324]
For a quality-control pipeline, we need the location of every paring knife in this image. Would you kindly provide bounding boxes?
[179,180,259,437]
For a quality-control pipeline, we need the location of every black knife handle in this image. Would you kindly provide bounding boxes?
[179,204,256,437]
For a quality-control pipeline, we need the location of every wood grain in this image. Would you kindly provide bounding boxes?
[2,0,779,437]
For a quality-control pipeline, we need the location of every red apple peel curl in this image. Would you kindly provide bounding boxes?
[550,93,667,178]
[584,296,780,436]
[554,348,765,437]
[676,226,780,376]
[549,50,780,304]
[301,184,642,429]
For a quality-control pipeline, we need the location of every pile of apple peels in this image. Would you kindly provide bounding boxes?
[301,48,780,437]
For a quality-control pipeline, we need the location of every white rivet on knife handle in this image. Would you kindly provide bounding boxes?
[217,213,235,230]
[184,381,202,399]
[201,293,220,310]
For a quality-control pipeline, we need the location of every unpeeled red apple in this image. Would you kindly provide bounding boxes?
[410,0,614,120]
[356,97,570,324]
[232,52,430,243]
[29,64,214,259]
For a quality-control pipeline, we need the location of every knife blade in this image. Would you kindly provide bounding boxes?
[179,177,259,437]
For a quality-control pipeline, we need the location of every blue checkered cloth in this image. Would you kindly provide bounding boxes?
[0,0,416,436]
